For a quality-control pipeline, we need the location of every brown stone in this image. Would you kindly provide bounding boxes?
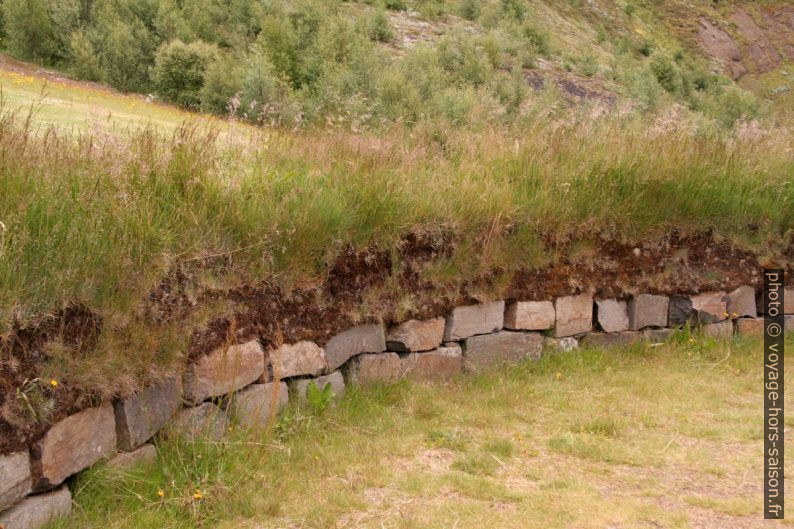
[464,331,543,371]
[34,405,116,489]
[183,340,265,404]
[325,324,386,372]
[114,377,182,451]
[543,336,579,352]
[0,487,71,529]
[402,345,463,382]
[786,288,794,314]
[0,451,31,512]
[642,328,674,344]
[443,301,505,341]
[106,444,157,470]
[786,315,793,332]
[292,371,346,401]
[727,286,757,318]
[270,341,326,379]
[348,353,404,385]
[231,382,289,429]
[580,331,641,348]
[595,299,629,333]
[504,301,555,331]
[736,317,764,337]
[170,402,227,441]
[703,320,734,340]
[628,294,669,330]
[554,294,593,337]
[387,318,445,352]
[691,291,727,322]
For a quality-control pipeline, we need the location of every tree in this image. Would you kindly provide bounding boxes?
[152,39,217,109]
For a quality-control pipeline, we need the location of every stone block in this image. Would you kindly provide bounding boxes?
[690,291,727,323]
[628,294,669,330]
[703,320,734,340]
[183,340,265,404]
[0,452,31,512]
[786,314,793,332]
[387,318,445,352]
[292,371,346,401]
[543,336,579,352]
[504,301,555,331]
[554,294,593,337]
[668,296,693,326]
[785,288,794,314]
[580,331,641,348]
[642,328,674,344]
[595,299,629,333]
[0,487,71,529]
[170,403,227,441]
[736,317,764,337]
[464,331,543,371]
[231,382,289,429]
[443,301,505,341]
[727,286,757,318]
[33,404,116,490]
[402,344,463,382]
[348,353,404,385]
[325,324,386,372]
[114,377,182,451]
[106,444,157,470]
[270,341,326,379]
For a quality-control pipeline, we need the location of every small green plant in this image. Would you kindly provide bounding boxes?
[368,9,394,43]
[459,0,482,21]
[306,381,334,413]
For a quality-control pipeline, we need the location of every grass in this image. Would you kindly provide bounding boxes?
[47,333,794,528]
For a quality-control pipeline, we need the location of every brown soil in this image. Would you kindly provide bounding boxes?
[0,229,791,455]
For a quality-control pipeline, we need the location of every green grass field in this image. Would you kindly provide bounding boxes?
[47,333,793,529]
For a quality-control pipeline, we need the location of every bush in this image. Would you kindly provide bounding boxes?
[367,9,394,43]
[649,52,680,94]
[96,19,156,93]
[2,0,55,61]
[69,31,103,82]
[200,54,244,115]
[501,0,526,21]
[521,22,550,55]
[152,39,218,110]
[459,0,482,21]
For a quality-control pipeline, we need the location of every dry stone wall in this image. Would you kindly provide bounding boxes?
[1,285,793,529]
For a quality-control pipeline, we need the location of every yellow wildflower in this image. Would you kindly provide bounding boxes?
[157,489,164,498]
[193,490,203,500]
[50,379,59,388]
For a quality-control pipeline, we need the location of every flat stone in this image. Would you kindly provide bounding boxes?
[183,340,265,404]
[0,452,31,512]
[170,402,227,441]
[595,299,629,333]
[33,404,116,490]
[554,293,593,337]
[443,301,505,341]
[464,331,543,371]
[628,294,669,330]
[114,377,182,451]
[231,382,288,429]
[387,318,445,352]
[727,286,757,318]
[668,296,694,326]
[691,291,727,323]
[703,320,734,340]
[402,344,463,382]
[543,336,579,352]
[348,353,404,385]
[642,328,674,343]
[292,371,346,401]
[785,288,794,314]
[106,444,157,470]
[0,487,71,529]
[580,331,641,348]
[504,301,555,331]
[270,341,326,379]
[325,324,386,372]
[736,317,764,336]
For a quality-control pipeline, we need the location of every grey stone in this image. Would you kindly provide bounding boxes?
[504,301,555,331]
[443,301,505,341]
[543,336,579,352]
[270,341,326,379]
[402,344,463,382]
[114,377,182,451]
[231,382,288,429]
[595,299,629,333]
[628,294,669,330]
[786,314,793,332]
[554,294,593,337]
[736,317,764,337]
[464,331,543,371]
[0,452,31,512]
[387,318,445,352]
[580,331,641,348]
[703,320,734,340]
[183,340,265,404]
[668,296,694,326]
[170,403,227,441]
[348,353,404,385]
[292,371,346,401]
[106,444,157,470]
[642,328,674,343]
[691,291,727,322]
[33,404,116,490]
[325,324,386,372]
[727,286,757,318]
[0,487,71,529]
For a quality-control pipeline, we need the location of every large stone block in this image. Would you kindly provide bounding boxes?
[554,294,593,337]
[504,301,555,331]
[106,444,157,470]
[325,324,386,372]
[642,328,674,344]
[703,320,734,340]
[580,331,641,348]
[183,340,265,404]
[170,402,227,441]
[464,331,543,371]
[348,353,404,385]
[292,371,346,401]
[736,317,763,337]
[387,318,445,352]
[33,405,116,490]
[270,341,326,379]
[628,294,669,330]
[443,301,505,341]
[114,377,182,451]
[595,299,629,333]
[0,487,71,529]
[231,382,288,429]
[668,296,693,326]
[690,291,727,323]
[543,336,579,352]
[402,344,463,382]
[0,452,31,512]
[727,286,757,318]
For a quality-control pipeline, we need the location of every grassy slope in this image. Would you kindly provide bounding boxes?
[49,333,793,529]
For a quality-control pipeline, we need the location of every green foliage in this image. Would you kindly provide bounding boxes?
[501,0,526,21]
[649,52,681,94]
[69,31,103,81]
[306,381,333,412]
[367,9,394,43]
[2,0,55,60]
[153,39,217,109]
[199,54,243,115]
[459,0,482,21]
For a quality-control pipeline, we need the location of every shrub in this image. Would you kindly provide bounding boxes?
[95,19,156,93]
[579,54,598,77]
[69,31,103,82]
[649,52,680,94]
[501,0,526,21]
[459,0,482,21]
[2,0,55,61]
[521,22,551,55]
[152,39,218,110]
[200,54,244,115]
[368,9,394,43]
